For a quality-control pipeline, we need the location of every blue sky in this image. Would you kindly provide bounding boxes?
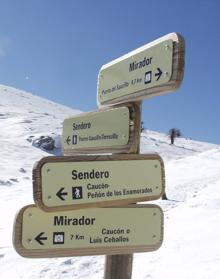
[0,0,220,144]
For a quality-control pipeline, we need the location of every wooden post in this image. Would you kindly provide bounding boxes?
[104,254,133,279]
[104,102,142,279]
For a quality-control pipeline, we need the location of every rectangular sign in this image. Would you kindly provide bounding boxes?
[62,103,141,155]
[13,204,163,258]
[33,154,165,212]
[97,33,185,106]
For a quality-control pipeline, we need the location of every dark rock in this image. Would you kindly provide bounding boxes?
[33,136,55,151]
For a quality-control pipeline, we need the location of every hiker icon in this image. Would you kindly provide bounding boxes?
[72,186,83,199]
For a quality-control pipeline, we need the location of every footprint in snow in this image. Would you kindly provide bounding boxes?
[19,168,26,173]
[61,259,73,265]
[0,180,13,186]
[10,178,19,183]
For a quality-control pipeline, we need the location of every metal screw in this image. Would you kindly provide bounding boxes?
[48,195,52,200]
[152,234,157,238]
[28,238,32,243]
[165,44,170,50]
[47,168,51,173]
[153,212,157,216]
[28,213,33,217]
[164,71,169,76]
[155,164,158,168]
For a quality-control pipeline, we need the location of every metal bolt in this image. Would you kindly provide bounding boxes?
[152,234,157,238]
[154,164,158,168]
[153,212,157,216]
[28,238,32,243]
[48,195,52,200]
[164,71,169,76]
[165,44,170,50]
[28,213,33,217]
[47,168,51,173]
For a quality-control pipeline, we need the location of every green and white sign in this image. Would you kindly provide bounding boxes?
[33,154,165,211]
[13,204,163,258]
[62,107,129,150]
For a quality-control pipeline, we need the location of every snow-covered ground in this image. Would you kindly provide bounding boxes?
[0,85,220,278]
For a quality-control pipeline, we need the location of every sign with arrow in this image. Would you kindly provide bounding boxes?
[56,187,68,201]
[62,103,141,155]
[33,154,165,212]
[155,67,162,81]
[97,32,185,106]
[35,232,48,245]
[65,136,71,145]
[13,204,163,258]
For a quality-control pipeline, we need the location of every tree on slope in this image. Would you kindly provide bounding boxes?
[168,128,181,145]
[141,121,145,132]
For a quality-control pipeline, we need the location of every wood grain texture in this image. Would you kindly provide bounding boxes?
[13,204,163,258]
[63,102,141,155]
[32,153,165,212]
[98,32,185,106]
[104,254,133,279]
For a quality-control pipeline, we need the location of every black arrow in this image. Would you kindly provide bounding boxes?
[56,187,68,201]
[35,232,47,245]
[155,67,162,81]
[66,136,71,145]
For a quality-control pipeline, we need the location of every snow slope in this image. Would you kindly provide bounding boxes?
[0,85,220,279]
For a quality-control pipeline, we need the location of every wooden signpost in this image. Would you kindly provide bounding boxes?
[33,154,165,211]
[13,204,163,258]
[13,32,185,279]
[97,33,184,106]
[63,103,141,155]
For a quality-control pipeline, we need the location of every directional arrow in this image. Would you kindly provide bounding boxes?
[56,187,68,201]
[155,67,162,81]
[35,232,47,245]
[66,136,71,145]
